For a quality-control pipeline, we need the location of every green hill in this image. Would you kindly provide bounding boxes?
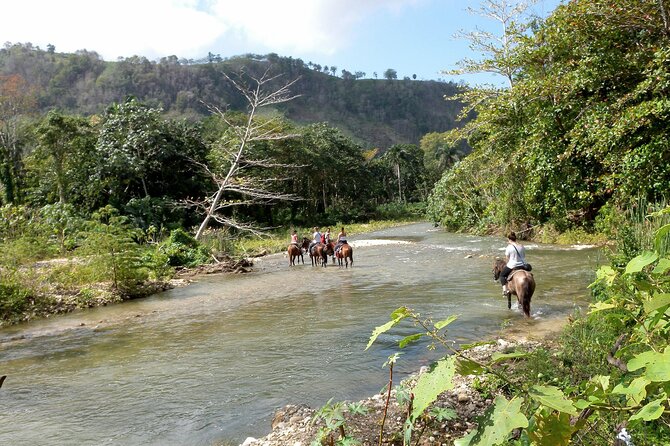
[0,43,464,149]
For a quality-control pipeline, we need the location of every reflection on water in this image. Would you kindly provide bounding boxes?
[0,223,602,445]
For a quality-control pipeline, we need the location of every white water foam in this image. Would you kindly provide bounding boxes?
[350,239,413,248]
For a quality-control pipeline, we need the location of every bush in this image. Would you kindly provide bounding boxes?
[159,228,211,267]
[0,280,31,320]
[374,202,425,220]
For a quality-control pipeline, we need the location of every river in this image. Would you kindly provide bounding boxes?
[0,223,603,445]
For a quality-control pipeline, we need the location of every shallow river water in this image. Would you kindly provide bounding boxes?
[0,223,603,445]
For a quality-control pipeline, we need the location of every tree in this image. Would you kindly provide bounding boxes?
[383,68,398,80]
[447,0,538,88]
[33,110,94,204]
[0,74,36,204]
[382,144,425,203]
[193,69,302,240]
[420,132,466,182]
[96,98,208,207]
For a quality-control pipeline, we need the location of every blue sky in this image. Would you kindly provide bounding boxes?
[4,0,562,86]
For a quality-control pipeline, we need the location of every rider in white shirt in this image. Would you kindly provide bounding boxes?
[308,227,321,253]
[500,231,528,296]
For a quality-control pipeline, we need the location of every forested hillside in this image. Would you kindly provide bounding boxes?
[0,44,463,149]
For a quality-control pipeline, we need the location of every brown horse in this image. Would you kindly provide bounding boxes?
[287,237,309,266]
[309,243,329,267]
[336,243,353,268]
[493,259,535,317]
[325,241,336,264]
[288,238,310,266]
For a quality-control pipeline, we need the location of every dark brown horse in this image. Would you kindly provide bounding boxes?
[288,237,310,266]
[493,259,535,317]
[335,243,353,268]
[309,243,329,267]
[325,241,336,264]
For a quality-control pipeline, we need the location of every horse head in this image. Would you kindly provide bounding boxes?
[493,258,505,281]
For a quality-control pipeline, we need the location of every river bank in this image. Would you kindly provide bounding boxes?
[239,338,543,446]
[0,220,416,328]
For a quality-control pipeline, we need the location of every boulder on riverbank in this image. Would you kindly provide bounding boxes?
[241,339,540,446]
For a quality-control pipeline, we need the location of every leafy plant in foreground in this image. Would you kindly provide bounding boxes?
[366,253,670,446]
[310,398,365,446]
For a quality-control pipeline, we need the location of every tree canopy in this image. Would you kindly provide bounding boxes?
[428,0,670,233]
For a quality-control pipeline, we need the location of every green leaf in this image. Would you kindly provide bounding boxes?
[411,356,457,421]
[628,349,670,382]
[365,307,410,350]
[574,399,591,410]
[454,396,528,446]
[592,375,610,391]
[613,377,650,406]
[528,385,578,416]
[630,396,666,421]
[644,293,670,314]
[654,224,670,251]
[398,333,423,348]
[588,265,617,288]
[491,351,529,363]
[435,315,459,330]
[652,258,670,275]
[589,301,616,313]
[528,411,574,446]
[456,358,486,376]
[624,251,658,275]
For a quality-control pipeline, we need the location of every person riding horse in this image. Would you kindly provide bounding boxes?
[287,230,304,266]
[308,227,322,255]
[500,231,532,298]
[334,227,347,256]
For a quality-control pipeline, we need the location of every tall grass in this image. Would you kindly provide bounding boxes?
[609,198,670,264]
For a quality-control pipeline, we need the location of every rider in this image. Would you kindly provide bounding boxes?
[290,229,299,246]
[308,227,322,254]
[324,228,331,245]
[334,227,347,255]
[500,231,529,297]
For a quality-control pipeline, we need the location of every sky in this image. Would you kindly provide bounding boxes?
[3,0,562,85]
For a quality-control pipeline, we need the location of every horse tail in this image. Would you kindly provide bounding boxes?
[520,273,535,317]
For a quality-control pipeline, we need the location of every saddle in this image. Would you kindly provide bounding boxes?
[507,267,532,282]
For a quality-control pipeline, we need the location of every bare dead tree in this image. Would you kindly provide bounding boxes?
[446,0,538,88]
[192,69,303,240]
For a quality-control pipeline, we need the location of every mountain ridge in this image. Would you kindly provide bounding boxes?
[0,43,465,149]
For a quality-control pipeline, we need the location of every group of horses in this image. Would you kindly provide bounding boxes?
[288,237,354,268]
[290,238,535,317]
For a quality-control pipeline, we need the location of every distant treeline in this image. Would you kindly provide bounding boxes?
[0,43,466,149]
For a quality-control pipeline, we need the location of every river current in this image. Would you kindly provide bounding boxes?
[0,223,603,445]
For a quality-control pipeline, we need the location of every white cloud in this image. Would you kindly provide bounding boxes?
[2,0,421,59]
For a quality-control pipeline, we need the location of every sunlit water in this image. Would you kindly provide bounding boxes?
[0,223,603,445]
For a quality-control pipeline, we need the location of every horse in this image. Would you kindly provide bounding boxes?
[309,243,329,267]
[288,237,310,267]
[325,241,336,264]
[493,259,535,317]
[335,243,353,268]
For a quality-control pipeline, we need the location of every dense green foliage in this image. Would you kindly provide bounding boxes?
[427,0,670,234]
[367,218,670,445]
[0,44,464,149]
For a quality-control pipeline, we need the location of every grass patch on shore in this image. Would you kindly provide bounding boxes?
[224,219,420,257]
